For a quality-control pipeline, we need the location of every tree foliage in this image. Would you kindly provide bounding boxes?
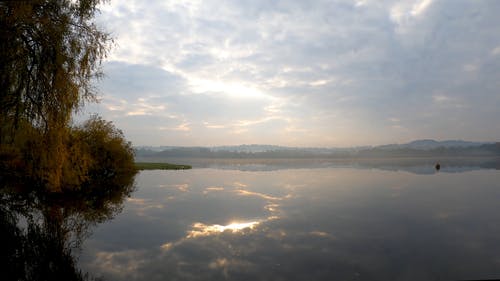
[0,0,109,137]
[1,115,136,191]
[76,115,136,183]
[0,1,136,191]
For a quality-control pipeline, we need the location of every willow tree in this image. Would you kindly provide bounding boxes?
[0,0,111,190]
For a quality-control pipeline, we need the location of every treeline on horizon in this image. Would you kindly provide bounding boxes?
[136,143,500,159]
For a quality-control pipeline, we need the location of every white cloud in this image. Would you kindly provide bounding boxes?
[411,0,434,17]
[432,95,452,103]
[390,0,433,24]
[463,63,478,73]
[491,46,500,56]
[88,0,500,146]
[173,123,191,132]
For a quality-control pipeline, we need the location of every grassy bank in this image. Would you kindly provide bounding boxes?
[135,162,192,170]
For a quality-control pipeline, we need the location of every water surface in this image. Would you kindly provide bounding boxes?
[78,166,500,280]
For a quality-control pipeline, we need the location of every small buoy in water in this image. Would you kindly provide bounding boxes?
[435,163,441,171]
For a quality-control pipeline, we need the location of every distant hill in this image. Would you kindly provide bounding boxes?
[135,140,499,159]
[395,139,487,150]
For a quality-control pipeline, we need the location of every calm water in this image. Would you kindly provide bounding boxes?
[77,165,500,281]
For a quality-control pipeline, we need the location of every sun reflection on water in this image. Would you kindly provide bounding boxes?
[187,221,260,238]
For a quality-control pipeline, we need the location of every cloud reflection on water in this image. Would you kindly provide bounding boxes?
[187,221,261,238]
[203,186,225,194]
[234,189,286,201]
[80,168,500,281]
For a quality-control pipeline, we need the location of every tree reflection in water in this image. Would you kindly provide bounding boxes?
[0,171,137,281]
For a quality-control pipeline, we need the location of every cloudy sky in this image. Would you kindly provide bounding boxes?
[83,0,500,147]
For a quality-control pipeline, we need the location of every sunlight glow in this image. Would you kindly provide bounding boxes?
[411,0,433,17]
[189,78,271,100]
[235,189,282,201]
[187,221,260,238]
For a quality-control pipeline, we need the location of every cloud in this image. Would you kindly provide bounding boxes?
[86,0,500,146]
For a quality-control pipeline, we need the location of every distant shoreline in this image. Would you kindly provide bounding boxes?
[133,156,500,174]
[135,141,500,161]
[135,162,192,170]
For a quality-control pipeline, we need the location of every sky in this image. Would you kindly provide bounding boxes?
[81,0,500,147]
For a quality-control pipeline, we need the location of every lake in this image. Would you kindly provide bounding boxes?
[77,162,500,281]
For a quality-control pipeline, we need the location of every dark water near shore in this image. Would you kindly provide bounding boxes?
[76,163,500,281]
